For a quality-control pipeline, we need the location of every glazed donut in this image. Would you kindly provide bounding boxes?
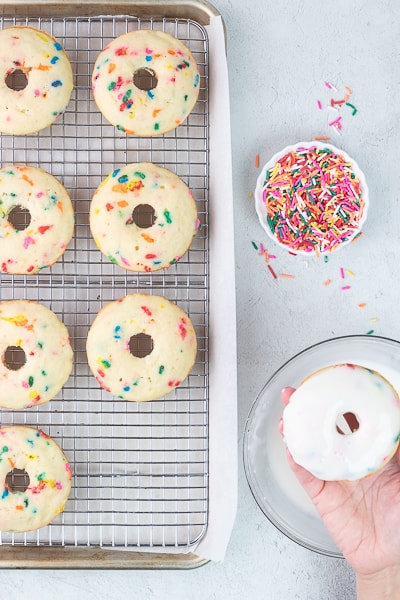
[86,294,197,401]
[0,426,72,532]
[90,163,198,272]
[0,26,73,135]
[92,29,200,136]
[282,364,400,481]
[0,299,73,409]
[0,165,74,274]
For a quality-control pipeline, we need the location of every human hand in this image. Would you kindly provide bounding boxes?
[282,387,400,599]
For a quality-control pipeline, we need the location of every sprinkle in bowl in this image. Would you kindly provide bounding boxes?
[254,141,369,256]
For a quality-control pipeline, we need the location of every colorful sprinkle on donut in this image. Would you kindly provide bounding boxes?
[90,163,198,272]
[0,165,74,274]
[86,294,197,402]
[0,26,73,135]
[92,30,200,136]
[0,426,72,532]
[0,300,73,410]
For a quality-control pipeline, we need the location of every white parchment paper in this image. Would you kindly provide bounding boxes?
[194,14,237,561]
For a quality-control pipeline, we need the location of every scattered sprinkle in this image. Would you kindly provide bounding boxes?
[340,267,345,279]
[314,135,330,141]
[317,83,357,134]
[323,279,332,286]
[351,231,363,243]
[280,273,295,279]
[251,241,258,250]
[248,192,254,198]
[345,269,355,277]
[345,102,358,116]
[358,303,366,308]
[255,154,260,168]
[328,116,343,130]
[366,330,374,335]
[330,98,345,108]
[370,317,378,323]
[267,264,278,279]
[341,285,351,290]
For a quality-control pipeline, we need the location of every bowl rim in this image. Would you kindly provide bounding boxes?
[254,141,369,256]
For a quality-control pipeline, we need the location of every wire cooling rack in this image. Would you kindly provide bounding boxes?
[0,15,209,550]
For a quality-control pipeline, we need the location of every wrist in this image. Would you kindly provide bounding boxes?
[357,567,400,600]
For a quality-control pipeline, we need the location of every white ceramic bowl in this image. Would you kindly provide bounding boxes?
[254,141,369,256]
[243,335,400,557]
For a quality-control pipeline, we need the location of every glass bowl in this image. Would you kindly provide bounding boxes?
[243,335,400,557]
[254,141,369,256]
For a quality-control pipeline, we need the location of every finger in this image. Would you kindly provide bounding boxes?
[281,386,296,406]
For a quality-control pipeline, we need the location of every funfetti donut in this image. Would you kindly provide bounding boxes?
[0,26,73,135]
[86,294,197,402]
[92,29,200,136]
[0,426,72,532]
[90,163,198,272]
[0,165,74,274]
[282,364,400,481]
[0,299,73,409]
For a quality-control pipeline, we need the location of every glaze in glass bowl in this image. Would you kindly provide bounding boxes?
[243,335,400,556]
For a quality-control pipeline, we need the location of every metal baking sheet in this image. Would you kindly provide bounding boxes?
[0,0,219,569]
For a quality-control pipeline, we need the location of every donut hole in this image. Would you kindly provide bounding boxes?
[336,411,360,435]
[129,333,153,358]
[133,68,158,91]
[5,68,28,91]
[7,206,31,231]
[3,345,26,371]
[5,468,30,493]
[131,204,156,229]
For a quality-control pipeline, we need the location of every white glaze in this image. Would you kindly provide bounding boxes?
[282,364,400,480]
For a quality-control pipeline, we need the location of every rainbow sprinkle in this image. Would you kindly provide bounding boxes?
[346,102,358,116]
[328,116,343,131]
[316,83,357,135]
[261,145,365,254]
